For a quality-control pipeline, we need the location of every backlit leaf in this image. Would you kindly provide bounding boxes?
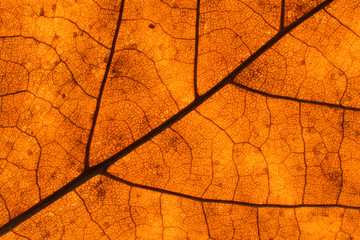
[1,0,360,239]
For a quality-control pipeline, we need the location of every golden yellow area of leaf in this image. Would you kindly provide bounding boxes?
[1,0,360,239]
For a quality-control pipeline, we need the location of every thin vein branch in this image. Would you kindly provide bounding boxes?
[103,171,360,210]
[84,0,126,170]
[280,0,286,31]
[194,0,201,99]
[0,0,334,236]
[231,81,360,111]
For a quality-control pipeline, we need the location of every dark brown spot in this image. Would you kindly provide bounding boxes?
[279,209,284,217]
[27,149,33,156]
[40,7,45,16]
[62,93,66,99]
[52,4,57,11]
[73,32,78,38]
[43,230,51,238]
[52,35,59,42]
[97,188,106,199]
[330,73,335,80]
[95,179,103,188]
[327,171,341,181]
[295,3,306,14]
[50,171,57,179]
[5,142,13,149]
[148,23,155,29]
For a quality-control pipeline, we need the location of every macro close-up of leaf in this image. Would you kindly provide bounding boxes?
[1,0,360,238]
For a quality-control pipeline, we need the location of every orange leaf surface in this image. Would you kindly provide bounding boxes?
[1,0,360,239]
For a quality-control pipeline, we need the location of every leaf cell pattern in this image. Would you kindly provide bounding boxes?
[1,0,360,239]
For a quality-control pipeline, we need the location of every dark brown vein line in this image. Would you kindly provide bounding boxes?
[231,81,360,111]
[103,171,360,210]
[83,0,126,170]
[280,0,285,31]
[0,0,333,236]
[96,0,334,172]
[0,90,28,97]
[256,208,261,240]
[324,9,360,39]
[0,35,97,99]
[194,0,201,99]
[201,202,212,239]
[0,0,126,236]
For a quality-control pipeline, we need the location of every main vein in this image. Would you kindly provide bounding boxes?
[0,0,333,236]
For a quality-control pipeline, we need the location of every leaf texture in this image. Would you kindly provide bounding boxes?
[1,0,360,239]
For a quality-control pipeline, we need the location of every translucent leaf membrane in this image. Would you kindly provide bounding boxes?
[2,0,360,238]
[236,3,360,107]
[107,82,359,207]
[0,0,118,218]
[5,176,360,239]
[89,0,197,166]
[284,0,321,27]
[197,0,280,95]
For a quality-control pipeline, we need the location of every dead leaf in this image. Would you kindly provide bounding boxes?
[1,0,360,239]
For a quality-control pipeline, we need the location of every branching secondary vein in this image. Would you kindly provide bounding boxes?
[0,0,334,236]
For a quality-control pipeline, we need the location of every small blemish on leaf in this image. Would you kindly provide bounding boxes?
[52,35,59,42]
[148,23,155,29]
[27,149,33,156]
[322,211,329,217]
[73,32,78,38]
[330,73,335,80]
[40,7,45,16]
[95,179,103,188]
[97,188,106,199]
[62,93,66,99]
[328,171,341,181]
[50,171,57,179]
[43,230,51,238]
[5,142,13,149]
[279,209,284,217]
[52,4,57,11]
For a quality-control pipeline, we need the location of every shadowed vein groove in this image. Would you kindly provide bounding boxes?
[83,0,126,170]
[103,172,360,210]
[231,81,360,111]
[0,0,334,236]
